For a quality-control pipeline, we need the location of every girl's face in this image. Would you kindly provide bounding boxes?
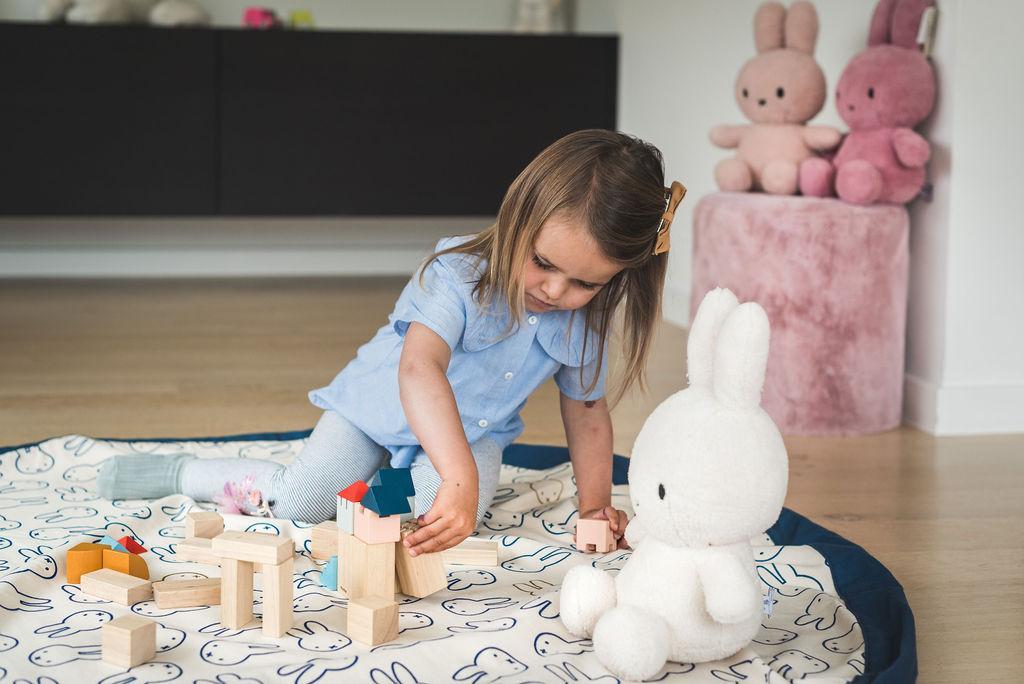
[523,213,623,313]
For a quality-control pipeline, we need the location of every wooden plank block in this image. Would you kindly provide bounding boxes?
[346,533,395,600]
[102,548,150,580]
[66,542,105,583]
[220,557,255,629]
[213,530,293,565]
[261,556,294,638]
[395,527,446,598]
[102,615,156,668]
[174,537,219,564]
[152,578,221,608]
[575,519,614,553]
[311,521,338,560]
[81,568,152,606]
[347,596,398,646]
[442,539,499,566]
[186,510,224,539]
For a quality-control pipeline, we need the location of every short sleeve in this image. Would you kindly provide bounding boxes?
[555,350,608,401]
[392,258,467,350]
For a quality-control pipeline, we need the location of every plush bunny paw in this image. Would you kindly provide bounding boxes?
[593,605,670,682]
[559,566,615,638]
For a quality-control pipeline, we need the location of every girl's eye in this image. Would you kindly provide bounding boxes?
[532,254,555,271]
[576,282,597,291]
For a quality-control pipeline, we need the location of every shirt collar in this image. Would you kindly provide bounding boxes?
[463,298,599,368]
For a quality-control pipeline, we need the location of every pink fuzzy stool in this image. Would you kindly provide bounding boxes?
[691,192,909,435]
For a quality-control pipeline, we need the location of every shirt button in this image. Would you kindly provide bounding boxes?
[478,419,489,428]
[528,315,538,325]
[504,371,514,380]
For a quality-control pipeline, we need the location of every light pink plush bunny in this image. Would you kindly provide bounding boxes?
[710,1,840,195]
[800,0,936,204]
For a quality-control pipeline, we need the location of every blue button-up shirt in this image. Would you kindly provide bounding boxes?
[309,236,607,468]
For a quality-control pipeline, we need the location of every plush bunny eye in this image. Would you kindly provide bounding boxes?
[741,88,748,98]
[776,87,785,99]
[867,87,875,99]
[658,484,665,500]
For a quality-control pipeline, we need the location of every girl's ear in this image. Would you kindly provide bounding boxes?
[712,302,770,410]
[686,288,740,392]
[754,1,786,53]
[784,1,818,54]
[868,0,899,46]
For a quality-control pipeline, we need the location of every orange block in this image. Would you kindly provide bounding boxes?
[103,548,149,580]
[67,542,106,583]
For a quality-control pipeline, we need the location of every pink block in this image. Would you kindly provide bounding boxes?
[691,192,909,435]
[353,507,400,544]
[576,519,614,553]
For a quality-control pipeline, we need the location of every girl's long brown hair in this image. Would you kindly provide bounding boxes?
[423,129,668,404]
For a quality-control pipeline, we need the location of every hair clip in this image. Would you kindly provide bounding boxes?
[653,181,687,256]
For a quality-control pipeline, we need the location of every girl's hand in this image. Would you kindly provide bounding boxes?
[578,505,630,550]
[403,477,478,556]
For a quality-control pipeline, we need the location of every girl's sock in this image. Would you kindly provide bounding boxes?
[96,453,194,501]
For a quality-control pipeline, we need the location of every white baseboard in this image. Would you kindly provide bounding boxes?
[904,373,1024,435]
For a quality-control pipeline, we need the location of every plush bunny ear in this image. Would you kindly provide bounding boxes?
[869,0,933,47]
[784,1,818,54]
[686,287,739,392]
[712,302,770,410]
[754,2,786,53]
[868,0,899,45]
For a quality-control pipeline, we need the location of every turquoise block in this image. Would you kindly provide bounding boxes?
[98,535,128,552]
[320,555,338,591]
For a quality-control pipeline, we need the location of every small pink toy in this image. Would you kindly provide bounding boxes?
[243,6,280,29]
[575,519,614,553]
[800,0,936,204]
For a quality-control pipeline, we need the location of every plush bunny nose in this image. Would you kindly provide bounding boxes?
[757,98,766,106]
[848,104,855,111]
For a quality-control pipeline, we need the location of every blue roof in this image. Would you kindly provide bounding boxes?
[369,467,415,497]
[361,484,412,517]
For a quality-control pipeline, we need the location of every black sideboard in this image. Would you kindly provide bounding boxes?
[0,23,618,216]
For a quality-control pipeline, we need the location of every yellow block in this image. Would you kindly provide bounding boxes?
[103,548,150,580]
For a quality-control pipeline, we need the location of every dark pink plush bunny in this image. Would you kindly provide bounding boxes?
[800,0,936,204]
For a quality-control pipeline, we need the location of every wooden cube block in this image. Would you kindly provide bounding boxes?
[261,556,294,638]
[102,615,156,668]
[152,578,221,608]
[220,558,255,629]
[353,507,400,544]
[347,596,398,646]
[346,533,395,600]
[442,539,500,566]
[311,521,339,560]
[575,519,614,553]
[186,511,224,539]
[81,568,152,605]
[102,548,150,580]
[66,542,106,583]
[395,528,446,598]
[213,530,293,566]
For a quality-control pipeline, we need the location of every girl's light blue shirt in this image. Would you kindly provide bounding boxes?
[309,235,607,468]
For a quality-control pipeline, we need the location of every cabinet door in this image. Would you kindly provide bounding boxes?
[0,23,217,215]
[219,32,617,215]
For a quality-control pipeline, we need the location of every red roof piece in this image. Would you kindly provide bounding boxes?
[338,480,369,503]
[117,535,147,555]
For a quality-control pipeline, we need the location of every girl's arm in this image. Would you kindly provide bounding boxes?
[398,322,479,556]
[560,394,628,547]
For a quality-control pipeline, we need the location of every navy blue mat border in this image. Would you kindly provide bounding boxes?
[1,431,916,682]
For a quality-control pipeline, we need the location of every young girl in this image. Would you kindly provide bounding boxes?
[98,129,684,556]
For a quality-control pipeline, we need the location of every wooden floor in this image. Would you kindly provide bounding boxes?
[2,278,1021,682]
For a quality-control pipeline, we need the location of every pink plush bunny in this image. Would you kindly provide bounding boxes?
[710,1,840,195]
[800,0,936,204]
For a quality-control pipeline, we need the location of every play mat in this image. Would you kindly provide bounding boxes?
[0,431,915,682]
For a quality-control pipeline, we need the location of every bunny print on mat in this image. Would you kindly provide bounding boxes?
[560,288,789,681]
[711,1,840,194]
[801,0,936,203]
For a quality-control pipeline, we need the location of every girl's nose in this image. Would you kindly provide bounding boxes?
[542,279,565,302]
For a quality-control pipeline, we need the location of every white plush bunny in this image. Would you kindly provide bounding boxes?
[560,287,789,681]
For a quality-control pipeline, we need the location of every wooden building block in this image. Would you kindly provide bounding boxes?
[353,506,401,544]
[103,548,150,579]
[395,527,446,598]
[81,568,153,605]
[261,556,294,637]
[174,537,219,565]
[311,521,339,560]
[337,531,352,593]
[221,558,255,629]
[347,596,399,646]
[67,542,106,583]
[186,511,224,539]
[336,498,358,535]
[575,519,614,553]
[117,535,147,554]
[442,539,499,566]
[102,615,156,668]
[320,555,339,591]
[213,530,293,566]
[152,578,221,608]
[346,533,395,600]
